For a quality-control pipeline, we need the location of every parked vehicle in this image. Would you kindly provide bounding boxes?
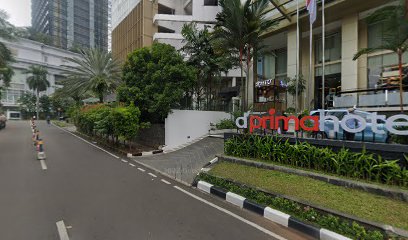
[0,113,7,129]
[311,109,389,143]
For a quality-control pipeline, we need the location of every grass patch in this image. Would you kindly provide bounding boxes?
[209,162,408,231]
[236,156,408,191]
[52,121,71,128]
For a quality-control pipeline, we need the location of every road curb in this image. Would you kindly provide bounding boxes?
[127,149,164,157]
[196,180,352,240]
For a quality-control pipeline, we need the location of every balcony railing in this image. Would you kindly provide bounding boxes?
[333,87,408,110]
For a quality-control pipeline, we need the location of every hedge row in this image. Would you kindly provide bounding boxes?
[225,135,408,187]
[199,173,387,240]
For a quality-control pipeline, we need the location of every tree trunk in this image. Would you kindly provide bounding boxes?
[398,51,404,113]
[36,90,40,120]
[99,94,104,103]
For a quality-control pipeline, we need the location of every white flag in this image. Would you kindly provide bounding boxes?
[306,0,317,24]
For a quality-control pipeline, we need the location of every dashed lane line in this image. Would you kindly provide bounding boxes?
[121,159,128,163]
[148,173,157,178]
[137,168,146,172]
[161,179,171,185]
[129,163,136,167]
[56,220,70,240]
[174,186,287,240]
[40,160,48,170]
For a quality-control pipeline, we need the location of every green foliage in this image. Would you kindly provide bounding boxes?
[199,173,385,240]
[111,104,141,143]
[118,42,196,123]
[18,92,36,113]
[286,74,306,98]
[49,93,76,116]
[25,65,50,92]
[0,10,15,87]
[225,135,408,187]
[72,104,146,150]
[17,26,53,45]
[39,95,51,115]
[216,118,236,130]
[62,48,122,103]
[181,23,235,110]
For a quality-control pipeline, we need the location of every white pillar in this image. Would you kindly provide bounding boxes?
[232,77,237,87]
[287,27,298,109]
[341,14,359,92]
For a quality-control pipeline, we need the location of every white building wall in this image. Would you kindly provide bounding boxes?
[112,0,141,29]
[192,0,221,22]
[164,110,231,149]
[0,38,82,108]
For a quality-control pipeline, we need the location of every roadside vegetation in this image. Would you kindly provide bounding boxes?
[225,135,408,187]
[206,162,408,231]
[70,104,149,151]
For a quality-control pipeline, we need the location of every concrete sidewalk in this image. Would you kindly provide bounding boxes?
[134,137,224,184]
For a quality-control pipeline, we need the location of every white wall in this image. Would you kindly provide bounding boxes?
[164,110,231,149]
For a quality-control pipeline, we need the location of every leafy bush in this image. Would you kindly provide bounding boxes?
[199,173,385,240]
[72,104,147,150]
[118,42,196,123]
[225,135,408,187]
[216,119,236,130]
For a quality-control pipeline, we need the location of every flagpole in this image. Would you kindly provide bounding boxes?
[295,0,299,114]
[322,0,325,110]
[308,21,312,111]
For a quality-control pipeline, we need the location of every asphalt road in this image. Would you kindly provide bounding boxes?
[0,121,311,240]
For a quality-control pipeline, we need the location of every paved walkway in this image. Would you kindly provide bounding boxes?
[135,137,224,184]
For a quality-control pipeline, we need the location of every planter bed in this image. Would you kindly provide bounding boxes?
[224,132,408,167]
[217,154,408,202]
[197,165,408,239]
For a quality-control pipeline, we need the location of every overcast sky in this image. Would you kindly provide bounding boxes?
[1,0,31,27]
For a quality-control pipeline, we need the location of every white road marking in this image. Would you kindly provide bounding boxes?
[137,168,146,172]
[174,186,287,240]
[56,220,70,240]
[161,179,171,185]
[40,160,47,170]
[148,173,157,178]
[129,163,136,167]
[121,159,128,163]
[52,123,120,159]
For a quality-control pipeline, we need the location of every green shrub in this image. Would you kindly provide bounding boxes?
[216,119,236,130]
[199,173,385,240]
[72,104,147,149]
[224,135,408,187]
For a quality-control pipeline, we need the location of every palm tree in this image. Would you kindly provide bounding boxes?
[214,0,274,110]
[214,0,249,109]
[353,1,408,112]
[181,22,235,110]
[244,0,276,108]
[25,66,50,119]
[62,48,122,103]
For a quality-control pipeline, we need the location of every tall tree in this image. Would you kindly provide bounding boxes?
[214,0,274,110]
[0,9,16,98]
[25,66,50,119]
[353,0,408,112]
[62,49,122,103]
[118,43,196,123]
[214,0,248,109]
[181,23,235,110]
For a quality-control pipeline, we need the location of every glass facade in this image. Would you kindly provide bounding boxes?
[256,48,287,103]
[32,0,108,51]
[367,23,408,89]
